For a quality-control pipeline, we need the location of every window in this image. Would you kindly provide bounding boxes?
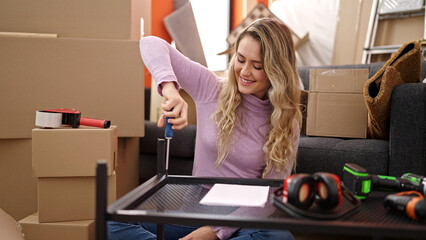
[191,0,230,71]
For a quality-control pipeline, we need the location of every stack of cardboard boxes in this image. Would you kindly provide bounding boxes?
[19,126,119,240]
[0,0,152,239]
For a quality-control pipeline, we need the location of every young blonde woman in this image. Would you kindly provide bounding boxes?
[108,18,301,240]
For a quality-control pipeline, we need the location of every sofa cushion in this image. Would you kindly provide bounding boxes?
[296,136,389,177]
[389,83,426,176]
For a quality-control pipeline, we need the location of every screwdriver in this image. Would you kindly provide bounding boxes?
[164,108,174,175]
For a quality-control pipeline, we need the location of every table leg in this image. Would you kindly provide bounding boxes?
[96,161,107,240]
[157,223,164,240]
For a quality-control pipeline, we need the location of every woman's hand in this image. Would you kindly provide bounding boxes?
[179,226,218,240]
[157,82,189,130]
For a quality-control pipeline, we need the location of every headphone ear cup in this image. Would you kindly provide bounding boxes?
[313,172,342,209]
[283,174,315,209]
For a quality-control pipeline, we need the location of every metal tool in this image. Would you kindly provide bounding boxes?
[164,110,174,175]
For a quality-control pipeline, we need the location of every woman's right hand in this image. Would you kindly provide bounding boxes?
[157,82,189,130]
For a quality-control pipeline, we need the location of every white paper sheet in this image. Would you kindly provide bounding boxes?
[199,184,270,207]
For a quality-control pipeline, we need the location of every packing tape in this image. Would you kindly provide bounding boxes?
[35,111,62,128]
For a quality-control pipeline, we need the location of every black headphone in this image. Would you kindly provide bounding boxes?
[273,172,361,220]
[283,172,342,210]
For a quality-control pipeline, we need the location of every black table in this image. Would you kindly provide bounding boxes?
[96,140,426,240]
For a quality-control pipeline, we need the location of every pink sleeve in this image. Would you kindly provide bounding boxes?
[139,36,218,102]
[211,226,239,240]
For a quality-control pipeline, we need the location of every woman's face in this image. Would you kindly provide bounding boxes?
[234,36,270,100]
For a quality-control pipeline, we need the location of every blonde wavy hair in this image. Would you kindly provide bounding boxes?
[213,18,302,178]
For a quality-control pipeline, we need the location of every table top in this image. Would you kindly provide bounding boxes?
[106,175,426,239]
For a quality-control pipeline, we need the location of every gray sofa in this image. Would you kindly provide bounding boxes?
[139,61,426,183]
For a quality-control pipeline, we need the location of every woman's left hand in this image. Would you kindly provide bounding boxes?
[179,226,218,240]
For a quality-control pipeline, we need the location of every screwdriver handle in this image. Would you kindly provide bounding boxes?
[165,108,174,139]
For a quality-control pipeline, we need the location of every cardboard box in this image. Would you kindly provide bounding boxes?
[333,0,424,64]
[116,137,140,198]
[0,139,37,221]
[307,69,368,138]
[32,126,118,177]
[332,0,373,64]
[375,15,424,47]
[0,136,134,221]
[0,208,24,240]
[369,7,423,62]
[38,173,116,222]
[0,36,144,139]
[19,213,94,240]
[0,0,150,40]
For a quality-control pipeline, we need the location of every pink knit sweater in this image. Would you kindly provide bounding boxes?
[140,36,299,239]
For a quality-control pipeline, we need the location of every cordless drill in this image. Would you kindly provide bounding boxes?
[384,191,426,221]
[342,163,426,199]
